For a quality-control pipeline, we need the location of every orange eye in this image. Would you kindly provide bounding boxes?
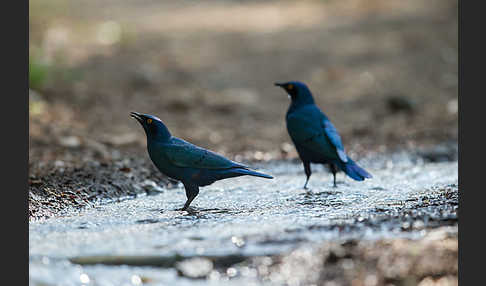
[147,118,152,124]
[287,84,293,90]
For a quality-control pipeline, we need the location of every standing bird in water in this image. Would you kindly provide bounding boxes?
[275,81,372,188]
[130,112,273,210]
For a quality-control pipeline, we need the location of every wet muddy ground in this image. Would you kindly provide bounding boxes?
[28,141,457,222]
[29,149,458,286]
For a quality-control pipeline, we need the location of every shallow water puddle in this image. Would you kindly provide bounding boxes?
[29,155,457,285]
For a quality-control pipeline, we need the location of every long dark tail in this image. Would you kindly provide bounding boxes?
[338,159,372,181]
[229,168,274,179]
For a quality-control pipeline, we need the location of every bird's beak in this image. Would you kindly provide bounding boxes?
[130,111,144,124]
[274,82,285,87]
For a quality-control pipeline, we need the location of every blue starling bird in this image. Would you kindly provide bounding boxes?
[275,81,372,188]
[130,112,273,210]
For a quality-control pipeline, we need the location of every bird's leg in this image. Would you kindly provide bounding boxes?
[303,162,312,189]
[330,164,338,188]
[181,183,199,211]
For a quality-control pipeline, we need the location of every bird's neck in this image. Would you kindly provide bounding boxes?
[146,134,171,146]
[288,99,315,114]
[144,123,172,142]
[290,89,316,110]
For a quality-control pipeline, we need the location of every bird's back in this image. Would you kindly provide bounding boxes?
[286,104,341,163]
[286,104,326,142]
[150,136,246,171]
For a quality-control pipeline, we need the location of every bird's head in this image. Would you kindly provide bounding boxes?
[130,112,171,141]
[274,81,315,107]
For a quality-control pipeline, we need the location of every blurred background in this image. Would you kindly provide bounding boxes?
[29,0,458,163]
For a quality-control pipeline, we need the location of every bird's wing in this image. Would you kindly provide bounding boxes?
[287,106,348,162]
[321,119,348,162]
[162,138,246,169]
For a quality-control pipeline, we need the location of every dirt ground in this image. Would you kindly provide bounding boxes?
[266,227,457,286]
[29,0,457,217]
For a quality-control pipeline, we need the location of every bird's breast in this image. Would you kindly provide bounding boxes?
[147,143,182,178]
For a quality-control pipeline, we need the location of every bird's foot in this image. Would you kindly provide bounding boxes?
[332,180,346,188]
[178,206,197,213]
[303,187,314,196]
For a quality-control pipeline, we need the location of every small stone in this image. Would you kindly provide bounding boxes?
[413,220,425,230]
[280,142,294,154]
[79,273,90,284]
[176,258,213,279]
[231,236,246,248]
[59,136,81,148]
[139,180,165,195]
[226,267,238,277]
[119,167,131,173]
[54,160,65,167]
[131,275,142,285]
[386,95,416,114]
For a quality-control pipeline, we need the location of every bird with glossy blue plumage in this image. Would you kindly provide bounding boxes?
[275,81,372,188]
[130,112,273,210]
